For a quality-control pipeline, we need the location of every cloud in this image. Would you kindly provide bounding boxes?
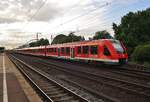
[0,31,36,49]
[116,0,142,5]
[0,17,21,23]
[31,2,61,21]
[0,0,149,49]
[0,0,62,23]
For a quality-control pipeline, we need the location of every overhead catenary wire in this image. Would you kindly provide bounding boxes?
[45,1,122,35]
[47,14,116,35]
[17,2,120,35]
[21,0,119,35]
[21,0,48,32]
[44,2,111,32]
[45,2,119,32]
[20,0,131,36]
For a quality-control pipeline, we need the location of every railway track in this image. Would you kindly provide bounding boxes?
[126,63,150,72]
[32,60,150,97]
[37,60,150,86]
[11,53,150,102]
[107,68,150,81]
[9,54,89,102]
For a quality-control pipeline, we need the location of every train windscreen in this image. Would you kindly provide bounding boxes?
[111,40,124,54]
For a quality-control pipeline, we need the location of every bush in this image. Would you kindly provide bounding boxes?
[132,44,150,64]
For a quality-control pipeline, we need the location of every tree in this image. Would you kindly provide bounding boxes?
[92,30,113,40]
[51,32,85,44]
[29,38,49,47]
[67,32,85,42]
[132,43,150,64]
[38,38,49,45]
[51,34,67,44]
[112,8,150,55]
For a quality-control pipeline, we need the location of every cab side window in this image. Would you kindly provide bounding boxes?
[77,46,81,54]
[61,47,65,54]
[83,46,89,54]
[91,45,98,54]
[104,46,111,56]
[66,47,70,55]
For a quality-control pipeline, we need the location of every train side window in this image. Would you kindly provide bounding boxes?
[83,46,89,54]
[52,48,54,52]
[66,47,70,55]
[54,48,56,53]
[91,45,98,54]
[104,46,111,56]
[47,48,50,52]
[77,46,81,54]
[48,48,52,52]
[56,48,57,52]
[61,47,65,54]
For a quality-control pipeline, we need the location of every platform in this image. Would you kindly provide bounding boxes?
[0,53,42,102]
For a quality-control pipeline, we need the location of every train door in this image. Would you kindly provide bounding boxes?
[58,48,60,56]
[45,46,47,56]
[71,48,75,58]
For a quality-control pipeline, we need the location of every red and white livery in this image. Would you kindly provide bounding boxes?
[16,39,128,64]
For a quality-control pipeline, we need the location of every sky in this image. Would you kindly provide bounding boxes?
[0,0,150,49]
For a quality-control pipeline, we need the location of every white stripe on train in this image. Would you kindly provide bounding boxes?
[19,52,119,63]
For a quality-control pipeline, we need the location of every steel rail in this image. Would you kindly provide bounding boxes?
[33,59,150,98]
[9,54,89,102]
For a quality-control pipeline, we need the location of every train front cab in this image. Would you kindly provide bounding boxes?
[103,39,128,65]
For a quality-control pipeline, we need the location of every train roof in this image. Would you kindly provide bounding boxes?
[47,39,117,47]
[17,39,117,50]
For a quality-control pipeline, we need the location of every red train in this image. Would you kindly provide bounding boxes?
[16,39,128,64]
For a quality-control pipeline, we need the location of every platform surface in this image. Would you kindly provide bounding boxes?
[0,53,31,102]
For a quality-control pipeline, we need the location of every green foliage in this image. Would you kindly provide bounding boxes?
[92,30,113,40]
[51,34,67,44]
[132,44,150,64]
[112,8,150,55]
[51,32,85,44]
[29,38,49,47]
